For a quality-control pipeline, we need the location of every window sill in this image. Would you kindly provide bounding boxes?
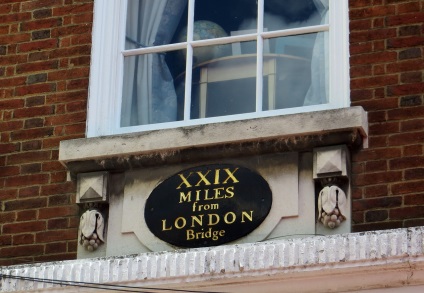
[59,107,368,175]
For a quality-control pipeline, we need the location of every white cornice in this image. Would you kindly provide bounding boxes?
[2,227,424,292]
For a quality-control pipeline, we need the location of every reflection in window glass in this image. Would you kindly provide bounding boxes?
[263,32,328,110]
[121,0,331,129]
[194,0,258,37]
[190,42,257,119]
[121,50,186,127]
[264,0,325,31]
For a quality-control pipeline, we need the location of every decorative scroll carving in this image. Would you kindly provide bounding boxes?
[79,209,105,251]
[317,185,347,229]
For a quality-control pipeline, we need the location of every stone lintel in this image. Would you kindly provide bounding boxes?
[59,107,368,175]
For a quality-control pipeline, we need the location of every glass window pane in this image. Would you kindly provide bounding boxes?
[121,50,186,127]
[125,0,188,50]
[263,32,328,111]
[190,42,257,119]
[264,0,328,31]
[192,0,258,40]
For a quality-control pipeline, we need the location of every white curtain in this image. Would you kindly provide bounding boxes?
[121,0,187,127]
[303,0,329,106]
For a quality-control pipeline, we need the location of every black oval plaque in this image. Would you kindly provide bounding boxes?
[144,164,272,248]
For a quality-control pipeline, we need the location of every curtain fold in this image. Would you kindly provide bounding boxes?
[303,0,329,106]
[121,0,187,127]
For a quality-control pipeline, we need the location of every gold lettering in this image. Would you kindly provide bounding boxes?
[176,172,193,189]
[214,187,225,199]
[191,215,204,227]
[179,191,192,203]
[214,169,220,184]
[224,212,236,224]
[208,214,220,226]
[186,229,195,240]
[241,211,254,223]
[204,189,214,200]
[174,217,186,229]
[162,219,172,231]
[195,170,212,186]
[222,168,239,184]
[225,186,235,198]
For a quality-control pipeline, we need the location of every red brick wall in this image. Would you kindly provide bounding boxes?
[0,0,93,265]
[0,0,423,265]
[349,0,424,231]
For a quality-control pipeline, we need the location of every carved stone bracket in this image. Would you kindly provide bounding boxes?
[76,172,109,254]
[313,145,350,230]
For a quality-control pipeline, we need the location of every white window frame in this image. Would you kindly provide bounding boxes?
[86,0,350,138]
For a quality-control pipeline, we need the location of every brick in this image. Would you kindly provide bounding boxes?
[400,95,422,107]
[15,83,56,96]
[13,234,35,245]
[392,181,424,195]
[0,211,16,224]
[387,83,424,97]
[41,182,76,196]
[387,106,424,120]
[38,205,79,219]
[364,185,389,198]
[0,121,23,132]
[0,235,12,246]
[352,221,403,232]
[353,171,402,186]
[3,197,47,212]
[401,72,422,84]
[0,166,20,177]
[20,18,62,31]
[388,131,424,146]
[0,245,44,258]
[404,219,424,228]
[16,60,59,74]
[369,121,399,135]
[33,8,52,19]
[387,36,424,49]
[45,242,67,254]
[48,194,70,206]
[18,186,41,198]
[390,206,424,220]
[399,48,422,60]
[350,51,397,65]
[352,196,402,211]
[13,105,54,119]
[405,168,424,181]
[353,148,402,162]
[365,210,388,222]
[27,73,48,85]
[2,221,46,234]
[10,127,54,141]
[21,140,42,151]
[350,28,396,43]
[20,163,42,174]
[404,193,424,205]
[385,12,424,26]
[350,6,396,19]
[390,156,424,170]
[36,229,78,243]
[25,96,46,107]
[7,151,51,165]
[24,118,44,129]
[387,59,424,74]
[48,218,69,230]
[31,29,51,40]
[17,210,37,222]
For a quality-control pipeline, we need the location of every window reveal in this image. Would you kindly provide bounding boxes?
[121,0,330,128]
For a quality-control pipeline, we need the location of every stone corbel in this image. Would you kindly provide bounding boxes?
[76,171,109,253]
[313,145,350,231]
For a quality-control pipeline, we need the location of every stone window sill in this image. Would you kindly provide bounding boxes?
[59,107,368,174]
